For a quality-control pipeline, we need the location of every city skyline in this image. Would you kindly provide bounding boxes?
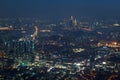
[1,2,120,79]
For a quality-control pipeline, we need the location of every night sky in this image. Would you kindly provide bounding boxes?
[0,0,120,19]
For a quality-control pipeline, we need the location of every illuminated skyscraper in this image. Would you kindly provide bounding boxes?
[69,16,74,27]
[70,16,74,21]
[74,19,78,27]
[69,16,78,27]
[5,39,34,60]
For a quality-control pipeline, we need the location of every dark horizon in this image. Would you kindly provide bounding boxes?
[0,0,120,19]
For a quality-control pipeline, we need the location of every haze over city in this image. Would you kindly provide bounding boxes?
[0,0,120,19]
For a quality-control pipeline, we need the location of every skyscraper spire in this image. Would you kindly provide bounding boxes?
[74,18,78,27]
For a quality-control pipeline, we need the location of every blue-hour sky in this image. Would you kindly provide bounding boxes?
[0,0,120,18]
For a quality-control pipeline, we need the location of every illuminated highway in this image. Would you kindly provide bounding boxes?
[0,27,11,30]
[31,26,38,40]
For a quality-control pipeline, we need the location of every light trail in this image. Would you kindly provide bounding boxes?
[0,27,11,30]
[31,26,38,40]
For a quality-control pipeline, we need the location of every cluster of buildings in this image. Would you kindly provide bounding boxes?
[0,16,120,79]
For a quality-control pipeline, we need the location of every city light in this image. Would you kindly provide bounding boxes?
[102,62,107,65]
[0,12,120,80]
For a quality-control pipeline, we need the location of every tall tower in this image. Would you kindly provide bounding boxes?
[69,16,78,27]
[69,16,74,27]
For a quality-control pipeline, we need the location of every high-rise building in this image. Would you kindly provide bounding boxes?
[69,16,74,27]
[70,16,74,21]
[74,19,78,27]
[5,39,34,60]
[69,16,78,27]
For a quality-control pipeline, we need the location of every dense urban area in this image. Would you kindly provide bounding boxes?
[0,16,120,80]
